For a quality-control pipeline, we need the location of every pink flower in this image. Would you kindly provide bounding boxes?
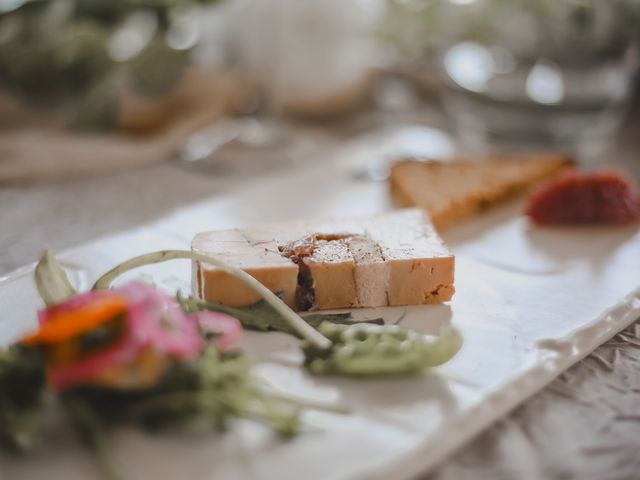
[28,281,243,390]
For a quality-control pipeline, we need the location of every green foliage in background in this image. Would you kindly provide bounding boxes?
[379,0,640,66]
[0,0,221,130]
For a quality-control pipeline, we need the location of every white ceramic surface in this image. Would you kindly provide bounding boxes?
[1,145,639,480]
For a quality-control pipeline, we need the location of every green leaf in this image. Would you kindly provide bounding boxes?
[180,293,385,338]
[0,346,46,451]
[69,76,119,132]
[127,39,188,96]
[303,313,385,331]
[34,250,76,307]
[302,322,463,377]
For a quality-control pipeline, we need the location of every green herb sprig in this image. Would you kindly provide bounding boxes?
[177,292,385,336]
[62,347,303,439]
[303,322,463,377]
[92,250,331,351]
[0,248,462,480]
[93,249,462,377]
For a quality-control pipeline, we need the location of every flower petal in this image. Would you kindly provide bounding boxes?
[196,312,243,352]
[116,282,203,358]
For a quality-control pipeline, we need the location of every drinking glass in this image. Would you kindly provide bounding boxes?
[437,0,640,155]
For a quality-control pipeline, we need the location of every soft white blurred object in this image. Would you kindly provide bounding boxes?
[223,0,384,115]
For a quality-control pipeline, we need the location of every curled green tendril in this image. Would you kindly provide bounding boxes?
[92,250,331,351]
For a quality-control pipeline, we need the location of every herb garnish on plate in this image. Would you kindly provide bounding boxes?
[0,249,462,479]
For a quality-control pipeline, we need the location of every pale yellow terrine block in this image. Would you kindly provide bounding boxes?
[345,235,388,308]
[191,209,454,311]
[192,229,299,308]
[304,239,358,310]
[365,209,455,306]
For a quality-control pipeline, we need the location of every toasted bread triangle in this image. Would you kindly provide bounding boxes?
[390,154,574,229]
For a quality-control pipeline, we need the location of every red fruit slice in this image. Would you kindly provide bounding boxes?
[525,170,640,225]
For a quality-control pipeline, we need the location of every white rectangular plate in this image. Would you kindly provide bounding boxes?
[1,138,639,480]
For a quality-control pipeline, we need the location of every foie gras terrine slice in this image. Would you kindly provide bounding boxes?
[191,209,454,311]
